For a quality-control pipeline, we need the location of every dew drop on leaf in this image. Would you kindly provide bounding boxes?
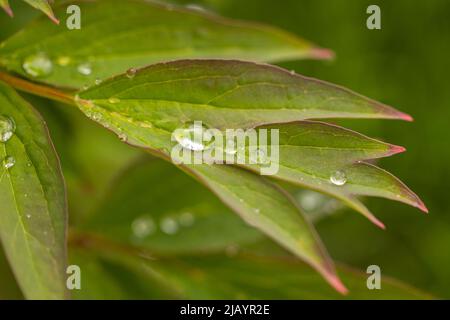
[330,170,347,186]
[160,217,179,235]
[118,133,128,142]
[0,115,15,142]
[3,156,15,169]
[22,53,53,77]
[126,68,137,79]
[173,121,215,151]
[178,212,195,227]
[77,62,92,76]
[131,215,156,239]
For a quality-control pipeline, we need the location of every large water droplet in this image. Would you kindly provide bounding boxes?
[77,62,92,76]
[330,170,347,186]
[0,115,15,142]
[126,68,137,79]
[22,53,53,77]
[131,215,156,239]
[3,156,15,169]
[178,212,195,227]
[160,217,179,235]
[173,122,215,151]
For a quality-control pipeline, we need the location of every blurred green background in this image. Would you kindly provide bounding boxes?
[0,0,449,299]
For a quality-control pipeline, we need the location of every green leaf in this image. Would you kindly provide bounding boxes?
[178,162,346,293]
[80,158,263,253]
[75,59,412,133]
[238,122,427,227]
[22,0,58,24]
[0,246,23,299]
[77,156,345,292]
[0,0,332,88]
[0,82,68,299]
[69,245,433,300]
[74,60,422,226]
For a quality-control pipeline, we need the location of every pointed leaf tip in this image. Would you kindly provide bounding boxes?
[309,47,335,60]
[1,1,13,17]
[388,144,407,156]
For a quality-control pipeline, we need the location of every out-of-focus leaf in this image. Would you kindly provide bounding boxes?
[0,82,68,299]
[69,243,433,300]
[22,0,59,24]
[80,158,263,253]
[0,0,332,88]
[0,246,23,299]
[69,247,179,300]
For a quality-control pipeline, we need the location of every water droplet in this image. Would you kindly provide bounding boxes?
[91,112,102,121]
[225,244,239,257]
[290,70,296,75]
[178,212,195,227]
[253,208,260,214]
[77,62,92,76]
[26,214,31,219]
[185,4,207,12]
[94,78,102,85]
[330,170,347,186]
[173,121,215,151]
[22,53,53,77]
[3,156,15,169]
[297,190,324,211]
[56,56,71,66]
[160,217,179,235]
[108,97,120,104]
[118,133,128,142]
[0,115,15,142]
[132,215,156,239]
[126,68,137,79]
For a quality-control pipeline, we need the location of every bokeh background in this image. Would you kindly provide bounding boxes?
[0,0,449,299]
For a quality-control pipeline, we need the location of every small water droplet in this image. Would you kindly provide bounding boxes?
[77,62,92,76]
[22,53,53,77]
[3,156,15,169]
[0,115,15,142]
[94,78,102,85]
[173,121,215,151]
[253,208,260,214]
[330,170,347,186]
[160,217,179,235]
[225,244,239,257]
[290,70,296,75]
[56,56,71,66]
[90,112,102,121]
[132,215,156,239]
[108,97,120,104]
[126,68,137,79]
[118,133,128,142]
[185,4,207,12]
[26,214,31,219]
[178,212,195,227]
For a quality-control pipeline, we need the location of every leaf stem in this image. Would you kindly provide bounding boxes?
[0,71,75,105]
